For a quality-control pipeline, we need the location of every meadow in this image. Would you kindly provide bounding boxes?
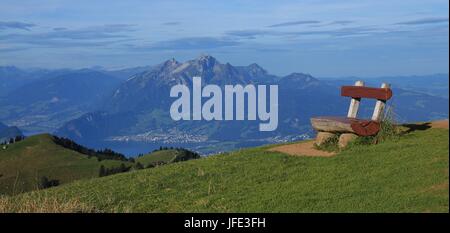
[1,126,447,213]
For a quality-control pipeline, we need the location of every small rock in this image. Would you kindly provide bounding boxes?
[315,132,336,146]
[338,133,358,148]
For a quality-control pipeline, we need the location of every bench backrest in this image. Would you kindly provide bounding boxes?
[340,81,392,122]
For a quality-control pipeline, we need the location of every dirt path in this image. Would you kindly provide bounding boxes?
[269,119,448,157]
[268,141,335,157]
[430,119,449,129]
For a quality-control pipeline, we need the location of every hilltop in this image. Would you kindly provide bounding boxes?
[136,148,200,167]
[0,134,200,196]
[2,122,448,212]
[0,134,133,195]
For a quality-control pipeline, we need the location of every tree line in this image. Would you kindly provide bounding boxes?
[52,136,132,162]
[99,147,201,177]
[137,146,201,162]
[98,163,132,177]
[38,176,60,189]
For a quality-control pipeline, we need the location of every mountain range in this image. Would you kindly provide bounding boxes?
[0,55,448,154]
[0,68,123,133]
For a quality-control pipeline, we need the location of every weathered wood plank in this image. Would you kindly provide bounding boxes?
[341,85,393,100]
[347,81,364,118]
[311,116,381,136]
[371,83,390,121]
[311,117,354,133]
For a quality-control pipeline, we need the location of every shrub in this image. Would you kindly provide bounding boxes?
[98,163,132,177]
[313,134,340,152]
[134,162,144,170]
[38,176,60,190]
[353,105,401,146]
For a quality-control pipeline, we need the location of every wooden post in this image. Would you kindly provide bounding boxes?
[347,81,364,118]
[372,83,390,121]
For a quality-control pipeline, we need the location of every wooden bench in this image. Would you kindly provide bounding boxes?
[310,81,392,147]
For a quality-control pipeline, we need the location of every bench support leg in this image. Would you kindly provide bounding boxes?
[338,133,358,148]
[315,132,336,146]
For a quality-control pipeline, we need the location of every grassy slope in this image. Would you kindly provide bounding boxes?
[136,150,180,166]
[0,134,131,195]
[3,128,449,213]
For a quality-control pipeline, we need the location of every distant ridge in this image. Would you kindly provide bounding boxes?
[54,55,449,155]
[0,122,23,143]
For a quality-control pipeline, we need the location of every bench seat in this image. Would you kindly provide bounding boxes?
[310,116,381,136]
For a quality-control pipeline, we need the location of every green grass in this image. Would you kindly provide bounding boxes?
[0,134,131,195]
[136,150,180,167]
[2,127,448,213]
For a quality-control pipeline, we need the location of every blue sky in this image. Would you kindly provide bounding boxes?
[0,0,448,77]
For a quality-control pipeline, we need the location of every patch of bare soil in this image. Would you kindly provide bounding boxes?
[430,119,449,129]
[420,182,449,194]
[428,182,449,192]
[268,141,335,157]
